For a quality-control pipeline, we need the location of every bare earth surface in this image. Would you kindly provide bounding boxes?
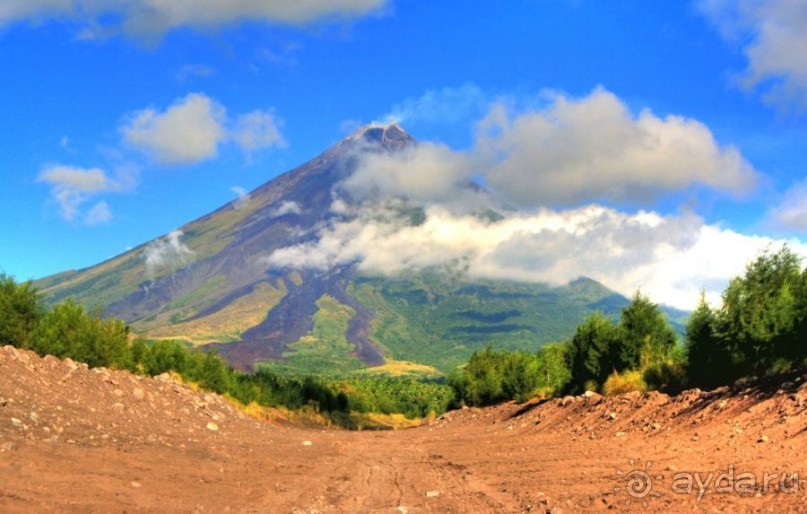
[1,345,805,513]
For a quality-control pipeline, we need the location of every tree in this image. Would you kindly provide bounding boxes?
[536,343,571,395]
[565,312,621,393]
[685,295,730,388]
[719,246,806,375]
[618,291,677,370]
[0,272,43,348]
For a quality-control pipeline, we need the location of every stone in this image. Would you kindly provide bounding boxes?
[583,391,603,406]
[206,422,219,432]
[424,490,440,498]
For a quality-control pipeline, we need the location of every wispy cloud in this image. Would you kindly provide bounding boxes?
[37,165,126,225]
[230,186,251,210]
[767,178,807,231]
[698,0,807,111]
[257,42,302,67]
[0,0,391,39]
[175,64,216,83]
[269,200,303,218]
[232,109,287,157]
[382,83,489,127]
[143,230,194,279]
[84,201,112,226]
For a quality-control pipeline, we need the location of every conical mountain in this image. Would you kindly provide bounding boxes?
[37,124,631,374]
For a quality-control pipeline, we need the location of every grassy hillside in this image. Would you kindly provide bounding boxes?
[347,273,630,372]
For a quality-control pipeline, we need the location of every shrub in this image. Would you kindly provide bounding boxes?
[643,359,687,394]
[450,346,571,406]
[602,370,647,395]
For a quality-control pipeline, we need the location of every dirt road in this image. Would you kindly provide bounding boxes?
[1,345,805,513]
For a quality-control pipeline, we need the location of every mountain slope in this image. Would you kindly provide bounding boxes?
[37,124,646,374]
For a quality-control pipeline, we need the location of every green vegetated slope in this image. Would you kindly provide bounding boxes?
[348,273,631,373]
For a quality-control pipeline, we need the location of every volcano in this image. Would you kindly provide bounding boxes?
[37,124,638,374]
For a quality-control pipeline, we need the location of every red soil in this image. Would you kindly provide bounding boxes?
[1,345,805,513]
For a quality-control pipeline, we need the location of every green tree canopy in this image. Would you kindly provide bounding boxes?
[0,272,43,348]
[619,291,677,370]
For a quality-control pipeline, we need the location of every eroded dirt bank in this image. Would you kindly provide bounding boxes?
[1,345,805,513]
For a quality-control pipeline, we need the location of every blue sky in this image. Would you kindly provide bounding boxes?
[1,0,806,309]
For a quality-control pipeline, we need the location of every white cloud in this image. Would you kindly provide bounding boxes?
[478,88,758,207]
[232,109,286,156]
[0,0,390,37]
[121,93,227,166]
[699,0,807,110]
[348,88,758,210]
[121,94,286,165]
[768,178,807,231]
[269,200,303,218]
[143,230,194,278]
[263,202,807,310]
[383,83,489,127]
[230,186,251,210]
[37,165,119,222]
[84,201,112,226]
[38,165,113,192]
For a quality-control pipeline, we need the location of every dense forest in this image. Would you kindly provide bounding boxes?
[451,246,807,404]
[2,246,805,424]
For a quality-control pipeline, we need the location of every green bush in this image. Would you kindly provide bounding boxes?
[0,272,43,348]
[31,300,130,369]
[602,370,647,395]
[449,345,571,406]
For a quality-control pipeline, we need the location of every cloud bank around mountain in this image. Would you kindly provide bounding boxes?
[266,87,807,310]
